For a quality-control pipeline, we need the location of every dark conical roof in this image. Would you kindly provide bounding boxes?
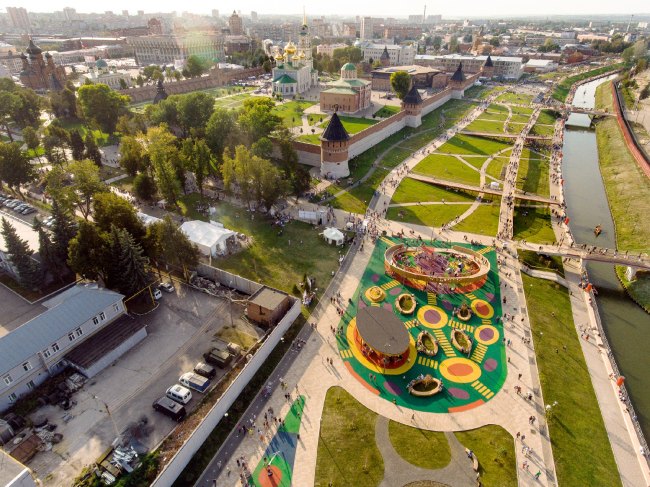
[26,39,42,55]
[484,55,493,67]
[450,62,466,82]
[49,74,64,93]
[153,79,168,104]
[380,46,390,60]
[403,85,423,105]
[320,111,350,142]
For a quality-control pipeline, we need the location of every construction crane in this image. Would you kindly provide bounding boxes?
[627,14,634,33]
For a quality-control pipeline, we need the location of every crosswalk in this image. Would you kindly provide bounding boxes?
[466,292,477,300]
[381,280,400,290]
[481,319,492,325]
[427,293,437,305]
[370,302,381,307]
[404,319,418,329]
[470,343,488,363]
[432,329,456,357]
[380,237,393,245]
[448,320,475,333]
[477,246,495,255]
[417,356,439,369]
[340,349,353,359]
[471,380,495,399]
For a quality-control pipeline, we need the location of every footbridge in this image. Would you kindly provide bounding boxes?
[458,131,552,141]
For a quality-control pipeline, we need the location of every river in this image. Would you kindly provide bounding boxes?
[562,74,650,441]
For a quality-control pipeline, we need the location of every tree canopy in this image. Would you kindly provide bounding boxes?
[390,71,412,100]
[78,83,130,134]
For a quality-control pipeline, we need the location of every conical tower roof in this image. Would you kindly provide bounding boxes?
[26,39,42,55]
[484,55,493,67]
[380,46,390,60]
[450,62,466,82]
[403,85,423,105]
[49,74,64,93]
[320,111,350,142]
[153,79,169,104]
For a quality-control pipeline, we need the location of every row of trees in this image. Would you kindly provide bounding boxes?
[0,79,42,142]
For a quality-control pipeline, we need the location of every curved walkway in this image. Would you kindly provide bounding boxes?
[375,416,476,487]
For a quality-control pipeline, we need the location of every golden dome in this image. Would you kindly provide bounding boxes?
[292,54,300,61]
[299,51,306,59]
[285,41,296,54]
[275,53,283,61]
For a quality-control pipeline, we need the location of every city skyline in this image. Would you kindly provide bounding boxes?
[4,2,650,19]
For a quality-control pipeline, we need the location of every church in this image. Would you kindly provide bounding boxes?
[83,59,132,90]
[19,39,67,92]
[271,10,318,97]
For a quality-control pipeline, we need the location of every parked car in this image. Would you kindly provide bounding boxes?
[22,207,35,215]
[13,204,27,212]
[152,396,186,421]
[158,282,174,293]
[179,372,211,393]
[152,288,162,300]
[203,347,234,369]
[166,384,192,404]
[193,362,216,379]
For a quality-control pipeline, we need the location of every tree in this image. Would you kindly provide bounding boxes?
[634,39,648,59]
[33,218,67,283]
[93,192,146,244]
[291,163,311,198]
[144,125,180,206]
[622,47,635,63]
[181,139,211,198]
[13,89,41,128]
[22,126,40,161]
[372,60,383,68]
[181,67,191,79]
[133,172,157,201]
[44,167,78,213]
[146,214,200,269]
[489,37,500,47]
[238,98,282,144]
[463,34,473,43]
[136,75,144,87]
[118,78,128,90]
[173,70,182,82]
[640,84,650,101]
[144,96,180,131]
[186,55,206,78]
[279,137,299,177]
[119,135,145,177]
[255,158,289,211]
[176,92,215,137]
[0,217,43,290]
[0,91,21,142]
[0,142,35,198]
[68,220,110,282]
[69,129,86,160]
[68,159,107,219]
[114,228,150,297]
[635,59,647,75]
[84,133,102,166]
[77,83,130,134]
[49,198,77,276]
[390,71,411,100]
[263,60,272,73]
[251,137,274,159]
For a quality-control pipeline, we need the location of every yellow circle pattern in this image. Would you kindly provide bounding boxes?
[474,325,499,345]
[471,299,494,319]
[438,357,482,384]
[416,305,448,329]
[346,318,416,375]
[365,286,386,302]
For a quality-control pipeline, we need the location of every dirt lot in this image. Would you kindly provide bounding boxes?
[23,282,256,486]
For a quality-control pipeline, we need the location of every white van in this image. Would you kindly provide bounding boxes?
[166,384,192,404]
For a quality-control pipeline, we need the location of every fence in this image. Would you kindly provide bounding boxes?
[196,263,263,295]
[150,295,301,487]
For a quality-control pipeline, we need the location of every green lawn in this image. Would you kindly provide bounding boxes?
[399,129,444,151]
[454,426,517,487]
[295,133,320,145]
[510,106,534,116]
[56,117,117,147]
[388,421,451,469]
[381,147,413,168]
[419,106,445,131]
[183,200,343,294]
[477,108,510,122]
[110,175,134,193]
[386,203,472,227]
[552,63,624,102]
[391,178,477,204]
[322,116,378,134]
[329,168,389,214]
[530,124,555,136]
[453,204,500,235]
[506,122,526,134]
[373,105,400,118]
[512,207,556,244]
[466,119,505,134]
[414,155,481,186]
[495,92,533,105]
[516,154,549,196]
[523,274,622,487]
[517,249,565,277]
[595,91,650,253]
[486,157,509,181]
[616,266,650,312]
[463,85,486,98]
[315,387,384,487]
[442,102,479,121]
[479,86,508,99]
[509,114,533,124]
[462,156,491,171]
[537,109,561,125]
[435,135,513,156]
[272,100,317,128]
[212,93,252,109]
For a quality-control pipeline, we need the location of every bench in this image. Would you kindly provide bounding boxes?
[465,448,479,471]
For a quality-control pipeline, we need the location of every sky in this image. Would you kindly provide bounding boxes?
[11,0,650,19]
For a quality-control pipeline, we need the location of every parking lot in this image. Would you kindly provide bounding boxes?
[24,282,254,486]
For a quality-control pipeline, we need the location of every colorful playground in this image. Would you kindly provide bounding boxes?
[336,236,507,413]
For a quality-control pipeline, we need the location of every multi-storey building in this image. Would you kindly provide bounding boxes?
[414,54,524,79]
[355,41,415,66]
[19,39,67,91]
[228,11,243,36]
[360,17,373,41]
[320,63,371,114]
[7,7,30,30]
[317,43,347,57]
[383,26,423,40]
[127,33,225,66]
[0,284,146,412]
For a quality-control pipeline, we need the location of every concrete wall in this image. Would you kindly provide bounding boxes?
[271,139,322,168]
[76,327,148,379]
[149,297,302,487]
[196,264,264,295]
[348,111,407,158]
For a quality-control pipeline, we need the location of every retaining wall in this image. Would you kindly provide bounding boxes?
[196,264,264,295]
[150,282,301,487]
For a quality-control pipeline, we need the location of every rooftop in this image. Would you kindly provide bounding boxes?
[356,306,410,356]
[320,112,350,142]
[248,286,289,311]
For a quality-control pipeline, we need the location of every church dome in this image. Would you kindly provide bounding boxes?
[342,62,356,71]
[275,53,284,61]
[96,59,108,68]
[299,51,306,59]
[212,57,219,63]
[26,39,42,55]
[285,41,296,54]
[292,54,300,61]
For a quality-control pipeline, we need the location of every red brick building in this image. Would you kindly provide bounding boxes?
[19,39,66,92]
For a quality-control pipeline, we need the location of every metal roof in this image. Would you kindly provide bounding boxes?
[0,284,123,377]
[273,74,297,84]
[322,87,358,95]
[403,85,423,105]
[248,286,288,311]
[320,112,350,142]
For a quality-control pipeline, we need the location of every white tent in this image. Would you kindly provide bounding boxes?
[136,212,162,227]
[180,220,236,257]
[322,227,344,245]
[489,181,501,190]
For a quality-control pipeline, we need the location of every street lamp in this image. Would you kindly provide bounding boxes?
[94,395,123,446]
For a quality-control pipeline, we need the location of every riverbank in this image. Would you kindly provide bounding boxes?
[553,63,625,102]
